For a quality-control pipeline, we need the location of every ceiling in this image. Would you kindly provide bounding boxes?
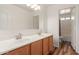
[14,4,33,11]
[13,4,50,12]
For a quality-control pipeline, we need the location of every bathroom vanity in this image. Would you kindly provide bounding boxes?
[0,33,53,55]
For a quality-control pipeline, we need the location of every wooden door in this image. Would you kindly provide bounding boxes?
[31,40,42,55]
[48,36,54,53]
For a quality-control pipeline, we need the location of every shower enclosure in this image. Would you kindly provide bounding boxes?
[59,7,75,43]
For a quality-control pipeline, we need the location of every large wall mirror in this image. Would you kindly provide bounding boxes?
[0,4,39,30]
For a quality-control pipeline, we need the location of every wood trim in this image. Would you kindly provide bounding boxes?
[42,39,43,55]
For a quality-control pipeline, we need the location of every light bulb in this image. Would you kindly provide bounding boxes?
[34,6,40,10]
[66,17,70,20]
[31,4,37,8]
[60,10,65,14]
[26,4,31,6]
[34,7,38,10]
[60,18,65,20]
[71,16,75,20]
[26,4,40,11]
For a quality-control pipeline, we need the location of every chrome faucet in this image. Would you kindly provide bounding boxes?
[16,32,22,39]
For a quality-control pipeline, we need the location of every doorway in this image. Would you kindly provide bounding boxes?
[59,7,75,44]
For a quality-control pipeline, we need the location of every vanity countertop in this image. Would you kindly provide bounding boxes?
[0,33,52,55]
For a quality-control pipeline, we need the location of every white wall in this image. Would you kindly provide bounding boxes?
[75,5,79,53]
[71,6,76,50]
[47,4,75,47]
[39,6,47,33]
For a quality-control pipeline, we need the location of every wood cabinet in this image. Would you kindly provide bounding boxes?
[48,36,54,53]
[31,40,42,55]
[5,44,30,55]
[4,35,53,55]
[43,37,49,55]
[43,36,53,55]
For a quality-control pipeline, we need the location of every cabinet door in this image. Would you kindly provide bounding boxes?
[43,38,49,55]
[31,40,42,55]
[5,44,30,55]
[48,36,54,53]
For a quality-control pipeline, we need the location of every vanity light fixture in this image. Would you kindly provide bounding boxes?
[60,16,75,21]
[60,18,65,20]
[60,9,65,14]
[60,8,71,14]
[26,4,31,6]
[66,17,70,20]
[31,4,37,8]
[34,6,40,10]
[26,4,40,11]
